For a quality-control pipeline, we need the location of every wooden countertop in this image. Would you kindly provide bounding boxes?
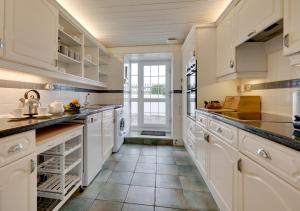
[36,123,83,145]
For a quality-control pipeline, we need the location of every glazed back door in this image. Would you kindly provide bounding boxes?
[140,61,170,131]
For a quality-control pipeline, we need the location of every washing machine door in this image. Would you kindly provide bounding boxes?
[119,117,125,135]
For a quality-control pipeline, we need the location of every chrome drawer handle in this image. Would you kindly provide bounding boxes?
[257,148,271,160]
[8,144,24,154]
[216,127,223,133]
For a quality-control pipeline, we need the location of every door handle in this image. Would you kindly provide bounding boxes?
[248,30,256,37]
[284,34,290,48]
[31,159,36,173]
[0,38,3,49]
[204,133,210,143]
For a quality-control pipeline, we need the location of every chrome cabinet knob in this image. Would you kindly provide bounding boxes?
[8,144,24,154]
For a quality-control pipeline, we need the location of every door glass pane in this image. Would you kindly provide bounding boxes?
[131,76,138,87]
[131,102,138,126]
[159,65,166,76]
[144,77,151,87]
[131,63,138,75]
[144,66,151,76]
[131,88,138,98]
[151,66,159,76]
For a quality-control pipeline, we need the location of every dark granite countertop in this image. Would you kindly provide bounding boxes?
[196,109,300,152]
[0,104,122,139]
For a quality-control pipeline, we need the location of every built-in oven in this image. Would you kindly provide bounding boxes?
[186,57,197,119]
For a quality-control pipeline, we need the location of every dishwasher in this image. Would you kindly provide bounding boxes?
[72,112,103,187]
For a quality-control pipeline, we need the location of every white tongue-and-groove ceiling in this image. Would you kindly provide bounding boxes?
[56,0,232,47]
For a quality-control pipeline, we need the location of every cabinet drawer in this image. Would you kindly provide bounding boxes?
[0,131,35,167]
[239,130,300,190]
[196,112,208,127]
[208,119,238,148]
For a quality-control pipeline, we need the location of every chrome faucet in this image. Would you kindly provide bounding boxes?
[84,93,90,107]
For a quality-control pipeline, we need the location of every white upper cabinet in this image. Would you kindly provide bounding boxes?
[0,0,3,57]
[238,154,300,211]
[217,10,236,77]
[283,0,300,56]
[4,0,58,70]
[235,0,283,45]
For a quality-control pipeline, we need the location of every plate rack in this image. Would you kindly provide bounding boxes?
[36,124,84,210]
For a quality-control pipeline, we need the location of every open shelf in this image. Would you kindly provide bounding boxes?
[84,58,98,67]
[58,29,82,46]
[38,156,81,174]
[37,174,80,200]
[58,53,81,64]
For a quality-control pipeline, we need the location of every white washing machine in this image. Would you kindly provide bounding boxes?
[113,107,126,152]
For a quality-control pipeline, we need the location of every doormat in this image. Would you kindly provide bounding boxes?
[141,131,166,136]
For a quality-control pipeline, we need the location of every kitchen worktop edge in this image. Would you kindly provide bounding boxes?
[0,105,121,139]
[196,109,300,152]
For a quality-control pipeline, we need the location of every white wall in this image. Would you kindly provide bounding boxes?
[241,35,300,117]
[108,44,183,142]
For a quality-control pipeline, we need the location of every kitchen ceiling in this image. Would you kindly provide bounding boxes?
[56,0,232,47]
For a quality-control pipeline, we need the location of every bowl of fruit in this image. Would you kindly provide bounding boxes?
[65,99,82,112]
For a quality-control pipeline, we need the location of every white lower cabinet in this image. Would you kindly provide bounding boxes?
[194,123,209,180]
[102,110,114,161]
[208,133,238,211]
[0,153,37,211]
[238,154,300,211]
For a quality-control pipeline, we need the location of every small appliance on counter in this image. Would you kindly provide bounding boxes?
[293,90,300,130]
[19,89,41,117]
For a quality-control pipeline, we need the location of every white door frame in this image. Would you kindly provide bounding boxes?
[130,60,171,132]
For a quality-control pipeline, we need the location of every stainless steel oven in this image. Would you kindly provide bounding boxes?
[186,57,197,119]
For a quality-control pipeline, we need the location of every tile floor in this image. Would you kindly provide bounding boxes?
[60,144,219,211]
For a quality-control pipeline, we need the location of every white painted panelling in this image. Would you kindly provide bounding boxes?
[56,0,232,47]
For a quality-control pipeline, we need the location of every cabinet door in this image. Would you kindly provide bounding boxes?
[102,113,114,160]
[236,0,283,45]
[194,124,209,180]
[238,154,300,211]
[209,133,238,211]
[283,0,300,55]
[4,0,58,70]
[217,9,236,77]
[0,154,37,211]
[0,0,3,57]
